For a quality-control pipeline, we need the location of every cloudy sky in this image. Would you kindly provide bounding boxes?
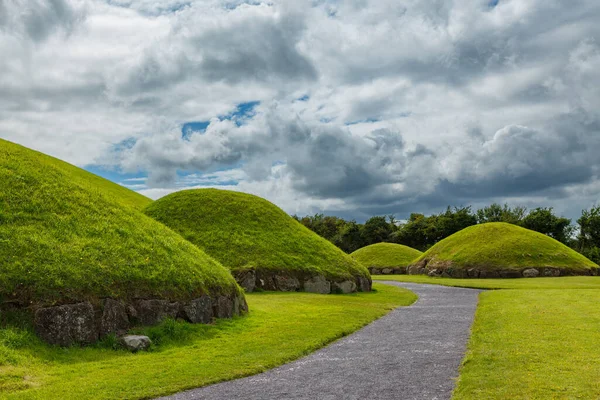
[1,0,600,221]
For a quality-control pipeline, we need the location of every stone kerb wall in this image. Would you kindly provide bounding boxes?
[235,270,372,294]
[28,292,247,347]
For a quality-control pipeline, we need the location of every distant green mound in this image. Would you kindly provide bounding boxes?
[144,189,371,293]
[0,139,241,306]
[352,243,422,274]
[410,222,599,278]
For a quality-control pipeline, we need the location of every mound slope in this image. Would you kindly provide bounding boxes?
[0,139,244,345]
[144,189,371,293]
[409,222,599,278]
[352,243,422,274]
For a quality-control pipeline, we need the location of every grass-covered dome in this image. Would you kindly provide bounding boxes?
[410,222,599,278]
[0,139,241,307]
[144,189,371,292]
[352,243,422,273]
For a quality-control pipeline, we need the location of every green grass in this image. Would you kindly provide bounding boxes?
[414,222,598,274]
[0,139,239,306]
[351,243,422,268]
[373,275,600,399]
[373,275,600,289]
[454,290,600,399]
[144,189,369,281]
[0,283,416,399]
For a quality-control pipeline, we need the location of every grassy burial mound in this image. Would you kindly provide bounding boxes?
[144,189,371,294]
[409,222,599,278]
[0,139,245,346]
[352,243,422,275]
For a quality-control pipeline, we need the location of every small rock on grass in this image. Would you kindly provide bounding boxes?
[121,335,152,352]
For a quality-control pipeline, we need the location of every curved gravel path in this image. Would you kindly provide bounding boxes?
[159,282,481,400]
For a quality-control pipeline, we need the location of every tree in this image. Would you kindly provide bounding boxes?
[392,213,430,250]
[522,207,573,244]
[362,216,393,245]
[476,203,527,225]
[435,206,477,242]
[577,206,600,263]
[335,221,365,253]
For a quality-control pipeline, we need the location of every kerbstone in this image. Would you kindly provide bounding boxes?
[304,276,331,294]
[34,302,98,346]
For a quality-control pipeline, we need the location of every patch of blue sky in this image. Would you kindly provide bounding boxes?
[85,165,147,187]
[223,1,265,11]
[488,0,500,8]
[296,94,310,102]
[227,101,260,125]
[176,167,243,187]
[345,118,381,126]
[106,0,191,15]
[181,101,260,139]
[182,121,210,140]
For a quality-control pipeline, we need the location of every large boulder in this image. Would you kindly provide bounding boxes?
[357,276,372,292]
[274,275,301,292]
[332,280,357,294]
[479,270,500,278]
[523,268,540,278]
[181,296,213,324]
[499,270,522,279]
[34,302,98,346]
[236,270,256,293]
[303,276,331,294]
[100,299,130,337]
[213,296,234,319]
[134,300,180,326]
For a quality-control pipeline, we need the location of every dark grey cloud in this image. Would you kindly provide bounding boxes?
[197,12,317,84]
[0,0,79,41]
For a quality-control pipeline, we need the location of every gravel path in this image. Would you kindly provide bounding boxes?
[158,282,481,400]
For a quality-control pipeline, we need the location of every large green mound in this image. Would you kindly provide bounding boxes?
[411,222,599,278]
[352,243,422,274]
[0,139,240,306]
[144,189,370,292]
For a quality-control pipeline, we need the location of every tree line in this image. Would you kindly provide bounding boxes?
[293,204,600,264]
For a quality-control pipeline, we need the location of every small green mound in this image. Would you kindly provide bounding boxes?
[413,222,598,276]
[352,243,422,269]
[144,189,369,283]
[0,139,240,306]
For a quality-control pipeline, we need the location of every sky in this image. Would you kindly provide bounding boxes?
[1,0,600,222]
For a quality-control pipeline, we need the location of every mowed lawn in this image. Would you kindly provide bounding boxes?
[374,275,600,399]
[0,283,416,400]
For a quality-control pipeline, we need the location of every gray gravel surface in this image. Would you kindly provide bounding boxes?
[158,282,481,400]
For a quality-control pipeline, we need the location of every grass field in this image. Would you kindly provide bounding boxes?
[373,274,600,289]
[455,289,600,399]
[374,275,600,399]
[0,283,416,399]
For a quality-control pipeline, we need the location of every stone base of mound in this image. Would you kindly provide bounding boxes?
[368,267,407,275]
[22,292,247,347]
[234,270,372,294]
[407,259,599,279]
